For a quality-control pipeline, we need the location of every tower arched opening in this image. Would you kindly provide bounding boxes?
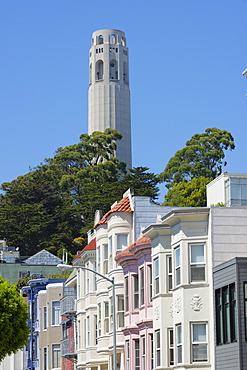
[110,59,118,80]
[96,60,104,81]
[110,34,116,44]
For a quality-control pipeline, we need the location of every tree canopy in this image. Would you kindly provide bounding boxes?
[159,127,235,207]
[0,277,29,361]
[159,127,235,188]
[0,129,159,256]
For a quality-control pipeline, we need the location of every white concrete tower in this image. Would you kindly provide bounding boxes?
[88,29,132,169]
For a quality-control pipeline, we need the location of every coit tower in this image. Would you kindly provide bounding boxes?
[88,29,132,169]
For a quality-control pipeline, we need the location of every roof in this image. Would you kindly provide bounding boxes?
[73,238,96,261]
[94,196,132,229]
[115,236,151,262]
[23,249,63,265]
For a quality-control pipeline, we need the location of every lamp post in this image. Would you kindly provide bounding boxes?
[57,263,117,370]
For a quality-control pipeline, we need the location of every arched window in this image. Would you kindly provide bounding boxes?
[123,62,128,83]
[121,37,126,46]
[96,60,104,80]
[110,59,118,80]
[110,34,116,44]
[98,35,104,45]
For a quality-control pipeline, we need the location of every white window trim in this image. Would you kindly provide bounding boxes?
[189,243,206,283]
[191,322,208,363]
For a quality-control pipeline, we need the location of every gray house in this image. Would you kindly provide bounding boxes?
[213,257,247,370]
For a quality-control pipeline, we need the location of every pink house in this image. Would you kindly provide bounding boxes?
[116,236,154,370]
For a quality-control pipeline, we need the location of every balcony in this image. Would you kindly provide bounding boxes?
[61,338,77,359]
[60,295,76,317]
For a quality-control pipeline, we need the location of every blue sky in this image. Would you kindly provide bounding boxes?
[1,0,247,201]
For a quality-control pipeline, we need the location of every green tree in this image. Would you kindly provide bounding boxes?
[159,127,235,188]
[0,277,29,361]
[16,274,31,292]
[0,130,160,256]
[163,177,212,207]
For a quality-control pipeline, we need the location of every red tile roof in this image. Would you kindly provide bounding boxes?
[83,238,96,251]
[94,196,132,229]
[115,236,151,262]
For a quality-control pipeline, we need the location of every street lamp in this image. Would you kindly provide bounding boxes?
[57,263,117,370]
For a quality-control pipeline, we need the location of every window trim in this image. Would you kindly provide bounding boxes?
[191,322,208,363]
[175,247,181,287]
[189,243,206,283]
[154,257,159,295]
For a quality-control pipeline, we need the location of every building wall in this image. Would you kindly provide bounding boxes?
[38,283,64,370]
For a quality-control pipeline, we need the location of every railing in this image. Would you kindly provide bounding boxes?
[61,338,77,358]
[60,295,76,316]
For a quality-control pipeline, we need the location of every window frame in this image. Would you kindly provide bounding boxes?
[154,257,159,295]
[140,267,145,306]
[155,329,161,367]
[52,344,61,368]
[167,255,173,292]
[190,244,206,283]
[51,301,60,326]
[175,247,181,286]
[176,324,182,364]
[168,328,174,366]
[134,274,139,309]
[191,322,208,363]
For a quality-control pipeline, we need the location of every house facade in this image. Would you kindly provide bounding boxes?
[115,236,153,370]
[22,276,65,370]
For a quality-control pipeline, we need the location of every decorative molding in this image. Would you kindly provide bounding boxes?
[169,304,173,318]
[191,294,203,311]
[174,297,181,313]
[154,305,160,320]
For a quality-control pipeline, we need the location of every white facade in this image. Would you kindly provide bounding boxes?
[143,203,247,370]
[207,172,247,207]
[88,29,132,169]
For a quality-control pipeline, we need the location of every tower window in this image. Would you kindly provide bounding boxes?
[110,59,118,80]
[121,37,126,46]
[98,35,104,45]
[96,60,104,81]
[110,34,116,44]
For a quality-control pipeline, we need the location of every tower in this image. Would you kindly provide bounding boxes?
[88,29,132,169]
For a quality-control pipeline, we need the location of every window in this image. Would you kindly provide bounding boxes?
[98,303,101,337]
[86,316,90,347]
[104,302,109,333]
[52,301,60,326]
[216,283,237,344]
[225,177,247,206]
[134,275,139,309]
[142,336,146,370]
[167,256,172,292]
[77,320,81,349]
[135,340,140,370]
[103,244,108,274]
[52,344,61,368]
[125,276,129,312]
[116,234,128,255]
[177,324,182,363]
[175,247,181,286]
[140,268,144,305]
[191,323,208,362]
[109,236,113,270]
[150,334,154,369]
[86,262,90,293]
[244,282,247,340]
[168,328,174,366]
[190,244,205,282]
[94,315,98,345]
[154,258,159,295]
[98,35,103,44]
[93,261,97,290]
[126,341,130,370]
[77,269,81,299]
[117,296,124,328]
[44,348,47,370]
[149,265,152,302]
[43,306,47,330]
[96,60,104,80]
[97,245,101,271]
[155,330,161,367]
